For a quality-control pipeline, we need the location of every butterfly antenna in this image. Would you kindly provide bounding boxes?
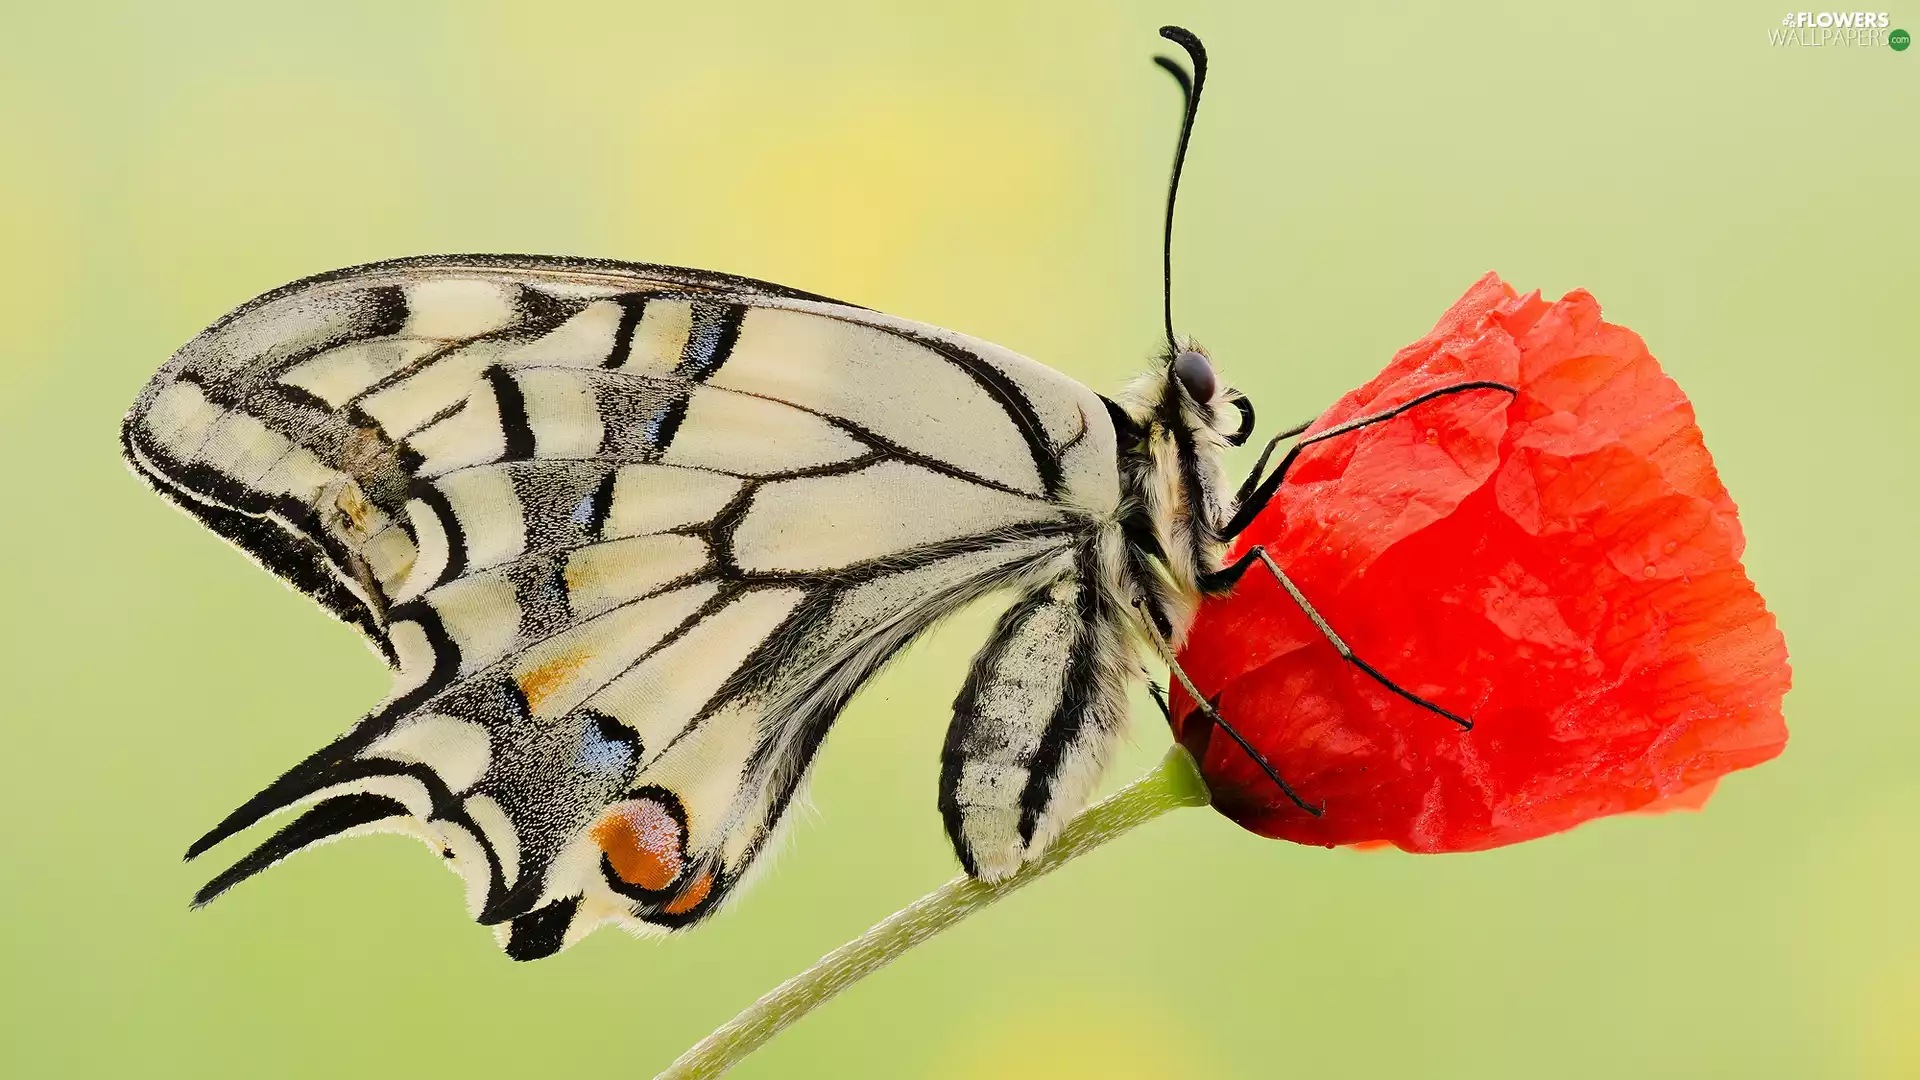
[1154,25,1208,357]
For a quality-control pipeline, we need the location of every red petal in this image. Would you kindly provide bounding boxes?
[1172,274,1789,852]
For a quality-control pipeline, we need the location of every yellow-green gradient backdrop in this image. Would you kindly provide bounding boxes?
[3,2,1912,1076]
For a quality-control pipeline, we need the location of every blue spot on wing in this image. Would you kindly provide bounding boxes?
[574,722,636,775]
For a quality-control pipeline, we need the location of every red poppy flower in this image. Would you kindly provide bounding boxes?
[1168,273,1790,852]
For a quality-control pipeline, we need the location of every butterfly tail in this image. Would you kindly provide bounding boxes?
[192,793,411,907]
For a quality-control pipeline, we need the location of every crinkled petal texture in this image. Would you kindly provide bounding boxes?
[1169,273,1790,852]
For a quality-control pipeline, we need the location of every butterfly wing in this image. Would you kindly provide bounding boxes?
[124,255,1119,957]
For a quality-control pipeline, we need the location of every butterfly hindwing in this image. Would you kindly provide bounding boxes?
[125,255,1120,956]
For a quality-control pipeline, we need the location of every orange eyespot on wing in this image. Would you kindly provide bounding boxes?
[592,795,685,892]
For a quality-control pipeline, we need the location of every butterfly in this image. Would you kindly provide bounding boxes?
[123,27,1503,960]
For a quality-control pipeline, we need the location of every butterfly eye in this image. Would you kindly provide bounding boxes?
[1173,349,1216,403]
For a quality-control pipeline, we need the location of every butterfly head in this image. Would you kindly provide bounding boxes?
[1108,342,1253,449]
[1105,342,1252,639]
[1171,346,1255,446]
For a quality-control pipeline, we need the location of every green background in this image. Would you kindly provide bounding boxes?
[3,2,1913,1076]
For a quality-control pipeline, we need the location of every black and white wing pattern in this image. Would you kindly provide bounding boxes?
[124,255,1121,958]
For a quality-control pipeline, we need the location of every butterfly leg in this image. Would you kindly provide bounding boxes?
[1227,418,1311,511]
[1220,380,1518,540]
[1143,673,1321,816]
[1202,546,1473,730]
[941,573,1134,881]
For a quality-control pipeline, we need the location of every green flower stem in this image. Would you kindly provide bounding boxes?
[653,746,1212,1080]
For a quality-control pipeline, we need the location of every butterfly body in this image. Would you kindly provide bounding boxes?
[125,254,1251,958]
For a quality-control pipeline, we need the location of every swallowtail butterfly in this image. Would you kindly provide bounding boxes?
[123,28,1499,960]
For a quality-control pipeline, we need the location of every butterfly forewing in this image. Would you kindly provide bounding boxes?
[124,255,1119,957]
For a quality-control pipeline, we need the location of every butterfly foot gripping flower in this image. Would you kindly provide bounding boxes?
[1168,273,1792,852]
